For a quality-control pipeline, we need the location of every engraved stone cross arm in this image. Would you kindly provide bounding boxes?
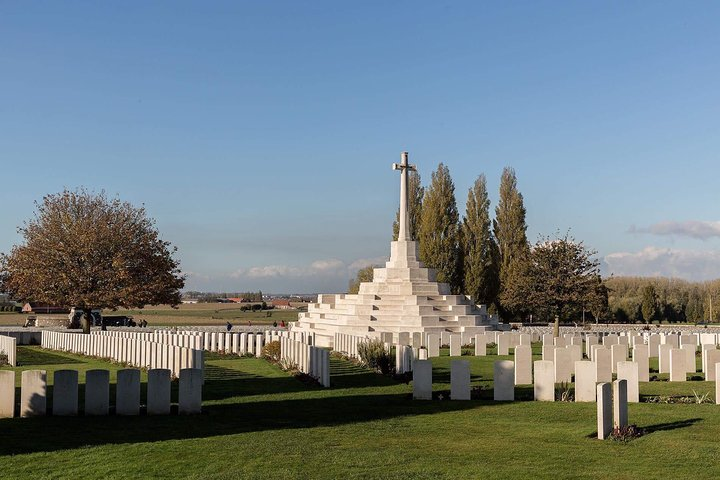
[392,151,417,241]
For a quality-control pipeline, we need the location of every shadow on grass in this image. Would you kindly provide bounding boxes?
[18,347,85,366]
[0,389,494,456]
[643,418,702,433]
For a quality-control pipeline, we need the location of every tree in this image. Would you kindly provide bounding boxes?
[641,284,659,324]
[493,167,530,321]
[587,276,609,324]
[512,232,600,335]
[461,175,500,306]
[418,163,463,293]
[0,189,185,333]
[392,170,424,241]
[348,265,375,294]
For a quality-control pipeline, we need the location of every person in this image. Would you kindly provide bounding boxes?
[273,321,277,328]
[226,321,232,332]
[280,320,286,328]
[247,320,251,327]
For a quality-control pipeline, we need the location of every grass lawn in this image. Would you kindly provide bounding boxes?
[1,345,720,479]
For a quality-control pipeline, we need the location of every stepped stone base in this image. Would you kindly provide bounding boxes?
[291,240,498,347]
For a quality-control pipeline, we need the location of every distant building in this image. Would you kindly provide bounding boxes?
[227,297,245,303]
[272,299,293,310]
[182,299,199,304]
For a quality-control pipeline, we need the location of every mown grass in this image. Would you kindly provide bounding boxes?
[1,346,720,479]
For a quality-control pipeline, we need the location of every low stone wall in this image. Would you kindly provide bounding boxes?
[0,329,42,345]
[0,367,202,418]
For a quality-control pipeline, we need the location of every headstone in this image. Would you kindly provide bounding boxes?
[632,344,650,382]
[474,334,487,356]
[648,334,660,358]
[706,350,720,382]
[542,334,554,346]
[585,335,599,359]
[716,364,720,406]
[595,348,612,383]
[398,332,410,346]
[147,368,171,415]
[669,349,686,382]
[116,369,141,416]
[0,371,15,418]
[497,334,510,355]
[449,334,461,357]
[418,347,428,360]
[616,361,639,403]
[514,345,532,385]
[613,379,628,428]
[658,344,672,374]
[53,370,78,416]
[20,370,47,417]
[611,344,628,374]
[597,383,612,439]
[662,333,679,348]
[412,332,423,349]
[179,368,203,414]
[554,348,572,383]
[680,344,696,374]
[412,359,433,400]
[702,344,716,373]
[554,336,566,347]
[450,360,471,400]
[574,361,596,402]
[85,369,110,416]
[567,344,582,364]
[493,360,514,401]
[542,345,554,361]
[603,334,618,346]
[680,334,697,347]
[427,334,440,358]
[533,360,555,401]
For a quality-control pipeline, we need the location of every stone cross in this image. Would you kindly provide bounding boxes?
[392,151,417,241]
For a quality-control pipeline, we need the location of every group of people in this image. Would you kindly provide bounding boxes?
[226,320,286,331]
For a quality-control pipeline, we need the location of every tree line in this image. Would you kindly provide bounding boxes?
[605,276,720,324]
[353,164,604,327]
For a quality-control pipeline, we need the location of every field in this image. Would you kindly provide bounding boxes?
[0,303,301,327]
[1,345,720,479]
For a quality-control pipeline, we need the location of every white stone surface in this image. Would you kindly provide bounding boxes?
[0,370,15,418]
[20,370,46,417]
[53,370,78,416]
[613,379,628,428]
[681,344,696,373]
[450,361,471,400]
[669,349,686,382]
[597,383,612,439]
[147,368,171,415]
[611,344,628,374]
[497,334,510,356]
[116,369,140,416]
[179,368,203,414]
[617,362,639,403]
[449,334,461,357]
[595,348,612,383]
[554,348,572,383]
[533,360,555,401]
[659,344,673,374]
[85,369,110,416]
[494,360,514,401]
[632,344,650,383]
[706,350,720,382]
[514,345,532,385]
[413,359,433,400]
[574,361,596,402]
[427,334,440,357]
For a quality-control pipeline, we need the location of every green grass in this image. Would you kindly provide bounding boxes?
[1,346,720,479]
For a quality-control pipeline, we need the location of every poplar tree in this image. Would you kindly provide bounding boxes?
[493,167,530,321]
[461,175,500,306]
[392,170,424,241]
[418,163,462,293]
[641,284,659,324]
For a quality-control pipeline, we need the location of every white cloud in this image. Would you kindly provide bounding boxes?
[628,220,720,240]
[605,246,720,281]
[348,257,387,272]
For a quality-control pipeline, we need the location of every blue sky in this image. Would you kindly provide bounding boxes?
[2,1,720,293]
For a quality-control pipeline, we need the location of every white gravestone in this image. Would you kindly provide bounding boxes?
[427,334,440,357]
[616,361,639,403]
[21,370,47,417]
[474,334,487,356]
[147,368,171,415]
[554,348,572,383]
[85,369,110,416]
[611,344,628,374]
[413,359,433,400]
[497,334,510,355]
[574,361,597,402]
[449,334,462,357]
[680,344,696,374]
[669,349,686,382]
[53,370,78,416]
[658,344,672,374]
[0,371,15,418]
[494,360,514,401]
[613,379,628,428]
[533,360,555,401]
[514,345,532,385]
[116,369,141,416]
[597,383,612,439]
[632,344,650,383]
[179,368,203,414]
[594,348,612,383]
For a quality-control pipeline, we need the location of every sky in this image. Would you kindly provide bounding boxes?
[1,1,720,293]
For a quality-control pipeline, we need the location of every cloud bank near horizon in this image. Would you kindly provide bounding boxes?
[628,220,720,240]
[605,246,720,281]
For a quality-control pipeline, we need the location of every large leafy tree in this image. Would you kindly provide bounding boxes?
[418,163,463,293]
[0,189,185,333]
[392,170,424,241]
[493,167,530,320]
[641,284,659,324]
[461,175,500,306]
[513,232,601,335]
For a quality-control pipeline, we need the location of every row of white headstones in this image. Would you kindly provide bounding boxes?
[0,367,201,418]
